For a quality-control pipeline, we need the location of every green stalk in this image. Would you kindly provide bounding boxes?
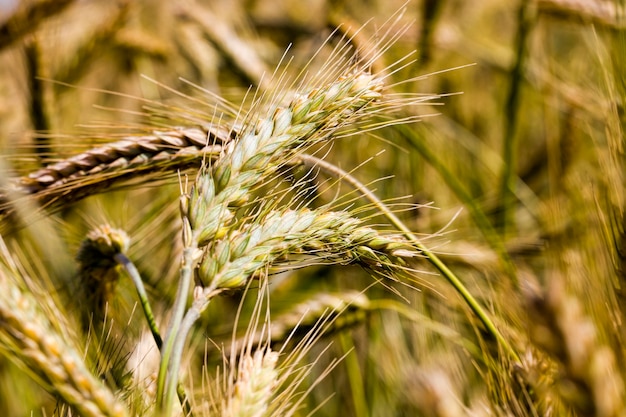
[114,253,163,348]
[339,333,369,417]
[114,253,193,416]
[157,245,196,410]
[497,0,534,233]
[162,302,202,416]
[160,286,222,415]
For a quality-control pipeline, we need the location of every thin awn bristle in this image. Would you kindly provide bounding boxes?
[228,292,371,354]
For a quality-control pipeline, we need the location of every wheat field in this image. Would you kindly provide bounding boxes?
[0,0,624,416]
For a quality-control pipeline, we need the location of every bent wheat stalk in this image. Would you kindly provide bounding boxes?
[297,153,519,360]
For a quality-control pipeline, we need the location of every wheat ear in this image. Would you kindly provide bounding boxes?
[223,349,279,417]
[164,206,418,414]
[526,278,625,416]
[75,224,130,330]
[0,73,380,220]
[0,125,232,216]
[0,243,127,417]
[196,207,418,291]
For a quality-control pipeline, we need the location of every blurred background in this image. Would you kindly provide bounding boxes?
[0,0,624,416]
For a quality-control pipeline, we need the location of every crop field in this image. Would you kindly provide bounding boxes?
[0,1,624,416]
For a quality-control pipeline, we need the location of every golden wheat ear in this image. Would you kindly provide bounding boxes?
[0,236,128,417]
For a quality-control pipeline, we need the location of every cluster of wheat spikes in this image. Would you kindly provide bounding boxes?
[0,7,507,416]
[4,1,626,416]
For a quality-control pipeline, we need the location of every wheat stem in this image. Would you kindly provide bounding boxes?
[114,252,196,417]
[157,244,198,412]
[162,292,215,416]
[498,1,533,234]
[114,253,162,347]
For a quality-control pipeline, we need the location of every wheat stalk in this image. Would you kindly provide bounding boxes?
[297,152,520,360]
[0,240,127,417]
